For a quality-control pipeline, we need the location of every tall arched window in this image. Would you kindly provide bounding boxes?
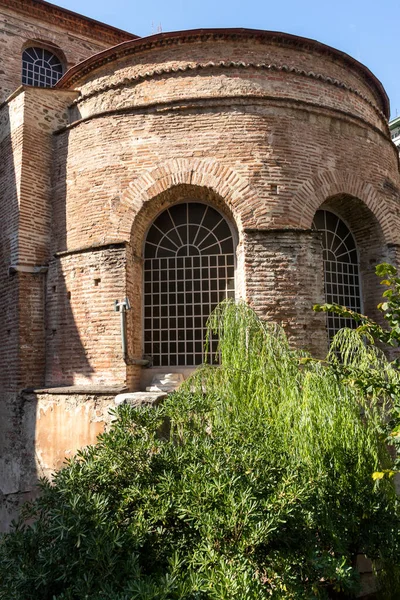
[144,203,235,367]
[22,47,63,88]
[313,209,362,339]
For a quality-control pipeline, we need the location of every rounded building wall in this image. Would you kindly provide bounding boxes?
[60,31,389,127]
[46,29,400,388]
[52,108,399,246]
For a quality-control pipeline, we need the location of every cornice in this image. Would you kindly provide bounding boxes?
[0,0,138,46]
[71,60,387,124]
[55,240,127,258]
[56,28,389,119]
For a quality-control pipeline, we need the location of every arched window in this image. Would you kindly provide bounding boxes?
[144,203,235,367]
[22,47,63,88]
[313,209,361,339]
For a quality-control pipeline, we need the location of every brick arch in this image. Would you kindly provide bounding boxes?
[291,170,396,244]
[121,160,253,376]
[116,158,258,243]
[21,39,67,66]
[128,184,241,258]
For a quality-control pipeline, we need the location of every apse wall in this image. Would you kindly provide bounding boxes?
[46,29,400,388]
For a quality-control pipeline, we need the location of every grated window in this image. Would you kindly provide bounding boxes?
[313,209,361,340]
[144,203,235,367]
[22,47,63,88]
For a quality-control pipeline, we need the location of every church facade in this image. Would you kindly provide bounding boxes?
[1,0,400,531]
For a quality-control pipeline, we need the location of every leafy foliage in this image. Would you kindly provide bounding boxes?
[314,263,400,354]
[314,263,400,471]
[1,301,399,599]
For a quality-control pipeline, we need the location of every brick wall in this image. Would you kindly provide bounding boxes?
[243,230,327,357]
[45,245,128,387]
[46,32,400,385]
[19,88,78,265]
[0,0,134,103]
[1,28,400,532]
[54,109,400,251]
[64,32,388,123]
[0,93,22,393]
[0,88,76,392]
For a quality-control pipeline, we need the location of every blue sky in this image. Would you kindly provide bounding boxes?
[56,0,399,119]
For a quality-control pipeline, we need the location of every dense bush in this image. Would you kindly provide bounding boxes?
[1,302,400,599]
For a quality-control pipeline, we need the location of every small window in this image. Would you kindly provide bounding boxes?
[22,47,63,88]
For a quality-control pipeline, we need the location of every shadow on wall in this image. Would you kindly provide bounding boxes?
[45,127,99,387]
[4,121,129,530]
[0,97,38,529]
[0,97,100,531]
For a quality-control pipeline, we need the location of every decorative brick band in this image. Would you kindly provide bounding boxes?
[59,97,389,145]
[71,60,387,125]
[57,28,389,119]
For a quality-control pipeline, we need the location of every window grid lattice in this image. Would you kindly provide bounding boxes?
[144,204,235,367]
[22,47,63,88]
[313,210,361,340]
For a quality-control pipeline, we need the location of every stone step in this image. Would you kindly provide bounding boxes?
[145,372,184,392]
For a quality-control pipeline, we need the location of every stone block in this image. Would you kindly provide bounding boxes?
[114,392,167,407]
[146,373,185,392]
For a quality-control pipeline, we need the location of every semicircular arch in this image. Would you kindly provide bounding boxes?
[116,158,257,249]
[292,170,396,244]
[21,39,67,66]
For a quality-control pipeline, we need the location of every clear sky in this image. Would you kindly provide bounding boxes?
[55,0,399,119]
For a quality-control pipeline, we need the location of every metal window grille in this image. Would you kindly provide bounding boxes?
[313,210,361,339]
[144,203,235,367]
[22,47,63,88]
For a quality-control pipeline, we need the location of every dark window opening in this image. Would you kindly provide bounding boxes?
[22,47,63,88]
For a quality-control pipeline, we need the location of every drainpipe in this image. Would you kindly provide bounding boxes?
[114,298,149,366]
[114,298,131,361]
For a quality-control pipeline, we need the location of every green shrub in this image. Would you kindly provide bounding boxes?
[1,301,399,599]
[314,263,400,475]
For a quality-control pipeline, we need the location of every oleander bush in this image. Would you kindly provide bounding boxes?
[1,301,400,600]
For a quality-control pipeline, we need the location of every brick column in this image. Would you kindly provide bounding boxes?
[243,229,327,357]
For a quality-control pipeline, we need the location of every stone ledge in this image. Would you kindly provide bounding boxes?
[22,386,128,396]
